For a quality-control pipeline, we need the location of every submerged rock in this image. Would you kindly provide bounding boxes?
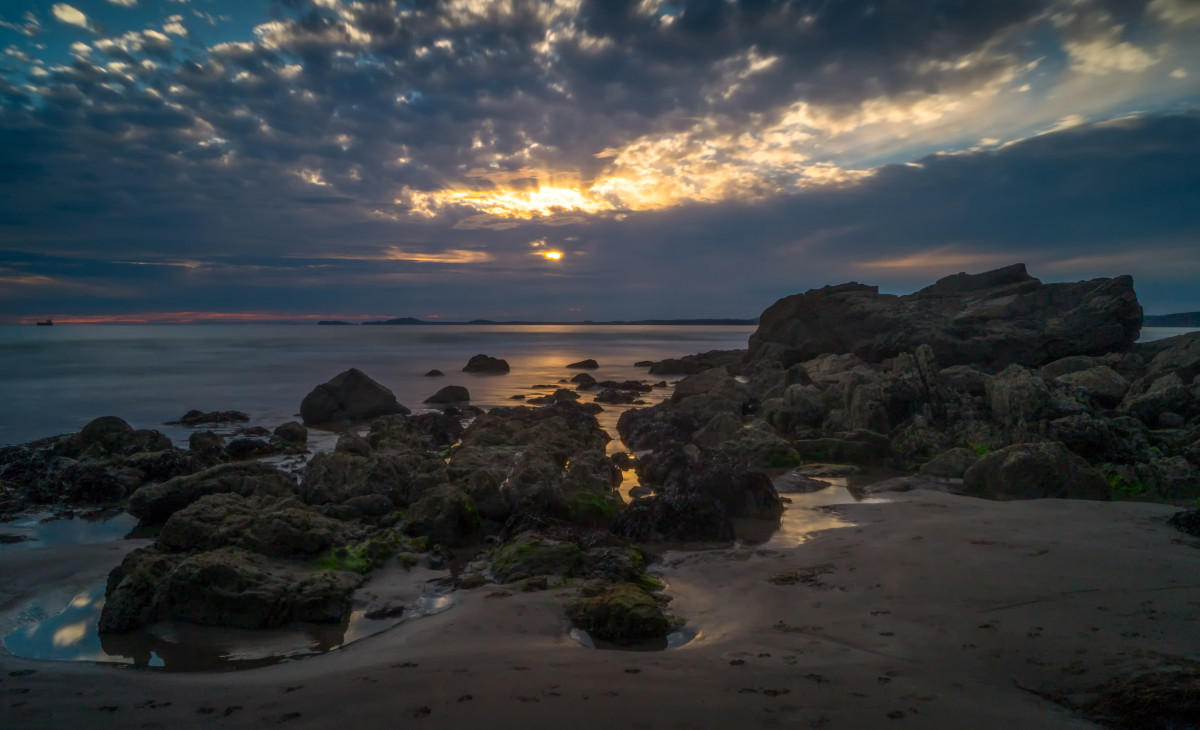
[566,359,599,369]
[168,410,250,426]
[300,368,409,425]
[273,421,308,446]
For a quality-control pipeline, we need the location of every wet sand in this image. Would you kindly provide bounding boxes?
[2,490,1196,729]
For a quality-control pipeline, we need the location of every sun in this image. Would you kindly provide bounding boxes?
[543,251,563,261]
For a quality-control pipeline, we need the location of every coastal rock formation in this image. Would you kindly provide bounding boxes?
[167,410,250,426]
[129,462,296,525]
[462,354,510,373]
[748,264,1142,368]
[273,421,308,446]
[566,359,599,369]
[300,368,408,425]
[99,545,361,632]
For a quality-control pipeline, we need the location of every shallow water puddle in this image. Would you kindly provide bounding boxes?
[3,583,455,671]
[0,511,138,548]
[567,624,701,651]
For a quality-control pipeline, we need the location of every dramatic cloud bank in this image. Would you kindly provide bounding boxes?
[1,0,1197,321]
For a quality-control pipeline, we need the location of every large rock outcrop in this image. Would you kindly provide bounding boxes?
[300,368,408,425]
[748,264,1142,368]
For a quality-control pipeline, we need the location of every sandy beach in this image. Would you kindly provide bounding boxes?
[3,489,1194,729]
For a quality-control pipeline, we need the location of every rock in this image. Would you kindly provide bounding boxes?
[169,410,250,426]
[129,462,296,525]
[617,404,703,451]
[1055,366,1129,409]
[1159,412,1186,428]
[343,493,394,517]
[571,372,597,388]
[962,442,1110,500]
[918,447,981,478]
[301,450,446,508]
[424,369,444,377]
[99,546,360,632]
[612,492,733,542]
[987,364,1051,429]
[78,417,172,456]
[423,385,470,404]
[157,493,347,557]
[368,413,463,452]
[273,421,308,446]
[567,583,674,644]
[748,264,1142,368]
[300,368,408,425]
[78,416,133,452]
[188,430,225,456]
[714,423,801,469]
[529,388,580,405]
[594,388,641,405]
[489,532,584,583]
[1121,373,1193,425]
[1169,508,1200,537]
[401,484,481,547]
[335,431,372,456]
[860,475,944,494]
[647,349,746,375]
[793,431,890,464]
[566,359,599,369]
[462,354,510,373]
[1039,356,1104,381]
[224,438,279,461]
[693,412,743,449]
[1045,414,1149,464]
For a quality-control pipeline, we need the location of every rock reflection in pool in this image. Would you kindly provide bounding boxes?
[0,512,138,549]
[569,624,700,651]
[736,470,896,548]
[3,583,455,671]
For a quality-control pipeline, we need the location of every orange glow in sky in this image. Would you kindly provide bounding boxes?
[542,251,563,261]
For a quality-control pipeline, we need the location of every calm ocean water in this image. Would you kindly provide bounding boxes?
[0,324,755,447]
[1,324,1193,448]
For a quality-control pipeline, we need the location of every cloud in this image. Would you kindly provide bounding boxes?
[50,4,90,30]
[107,0,138,7]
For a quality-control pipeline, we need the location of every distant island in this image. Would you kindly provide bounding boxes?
[322,317,759,326]
[1144,312,1200,327]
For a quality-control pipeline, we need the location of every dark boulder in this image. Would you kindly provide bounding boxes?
[225,438,280,461]
[748,264,1142,368]
[169,410,250,426]
[566,359,599,369]
[157,493,347,557]
[129,462,296,525]
[571,372,597,388]
[273,421,308,446]
[962,441,1110,500]
[647,349,746,375]
[567,583,674,644]
[99,546,360,632]
[423,385,470,404]
[300,368,408,425]
[462,354,510,373]
[401,484,482,547]
[424,369,444,377]
[613,492,733,542]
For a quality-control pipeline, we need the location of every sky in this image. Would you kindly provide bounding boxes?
[0,0,1198,323]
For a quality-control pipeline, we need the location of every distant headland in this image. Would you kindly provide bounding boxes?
[319,317,759,326]
[1143,312,1200,327]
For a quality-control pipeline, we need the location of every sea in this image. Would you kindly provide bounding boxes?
[1,324,1194,449]
[0,324,756,448]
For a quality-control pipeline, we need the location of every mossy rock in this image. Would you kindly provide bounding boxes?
[566,582,676,645]
[566,490,624,526]
[490,531,584,583]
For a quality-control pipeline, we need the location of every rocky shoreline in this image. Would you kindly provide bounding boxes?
[1,264,1198,728]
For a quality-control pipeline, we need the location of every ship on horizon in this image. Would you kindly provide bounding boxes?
[35,319,52,326]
